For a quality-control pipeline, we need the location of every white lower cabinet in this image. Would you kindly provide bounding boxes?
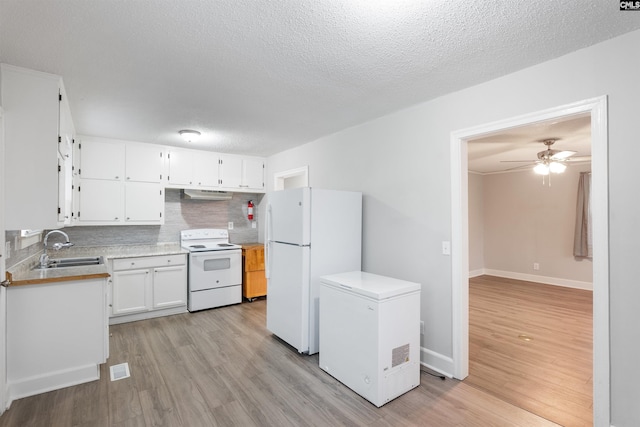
[6,278,108,401]
[110,254,187,324]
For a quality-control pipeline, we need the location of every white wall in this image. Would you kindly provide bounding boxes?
[267,29,640,426]
[479,164,592,287]
[468,172,484,274]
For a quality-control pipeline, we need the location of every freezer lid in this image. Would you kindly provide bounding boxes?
[320,271,420,300]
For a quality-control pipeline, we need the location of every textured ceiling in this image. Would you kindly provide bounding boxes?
[1,1,639,156]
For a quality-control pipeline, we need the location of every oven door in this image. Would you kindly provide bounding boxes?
[189,250,241,292]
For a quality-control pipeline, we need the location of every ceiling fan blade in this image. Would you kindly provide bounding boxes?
[566,155,591,162]
[502,163,536,172]
[499,160,537,163]
[550,150,577,160]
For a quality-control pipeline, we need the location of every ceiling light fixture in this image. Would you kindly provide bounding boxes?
[534,161,567,175]
[179,129,201,142]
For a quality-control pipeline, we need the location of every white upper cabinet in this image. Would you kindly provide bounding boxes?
[242,157,266,190]
[1,64,66,230]
[75,137,164,225]
[193,151,220,187]
[219,155,265,191]
[57,89,75,226]
[125,182,163,222]
[166,148,194,186]
[126,143,164,183]
[79,137,125,181]
[167,148,220,188]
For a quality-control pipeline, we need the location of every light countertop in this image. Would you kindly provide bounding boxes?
[6,243,187,287]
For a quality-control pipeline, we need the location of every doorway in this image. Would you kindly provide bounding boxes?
[450,97,609,425]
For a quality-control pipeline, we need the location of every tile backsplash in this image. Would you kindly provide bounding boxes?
[5,189,263,268]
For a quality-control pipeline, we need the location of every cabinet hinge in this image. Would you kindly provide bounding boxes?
[78,211,81,218]
[160,212,162,218]
[58,135,61,143]
[159,189,162,195]
[58,164,61,172]
[167,153,170,159]
[160,174,162,180]
[78,168,81,175]
[59,92,62,102]
[78,143,81,149]
[72,138,75,144]
[160,152,162,158]
[78,185,81,192]
[72,184,74,190]
[58,207,61,214]
[72,165,75,171]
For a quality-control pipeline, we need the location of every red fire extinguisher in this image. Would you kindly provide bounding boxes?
[247,200,254,220]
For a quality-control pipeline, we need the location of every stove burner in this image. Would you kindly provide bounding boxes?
[217,243,235,247]
[189,244,206,249]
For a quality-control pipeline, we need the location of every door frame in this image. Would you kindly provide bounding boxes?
[450,96,609,425]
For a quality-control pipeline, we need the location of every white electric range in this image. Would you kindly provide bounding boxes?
[180,229,242,312]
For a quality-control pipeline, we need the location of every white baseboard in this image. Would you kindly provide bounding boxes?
[420,347,453,378]
[472,268,593,291]
[469,269,484,278]
[109,306,187,325]
[8,364,100,403]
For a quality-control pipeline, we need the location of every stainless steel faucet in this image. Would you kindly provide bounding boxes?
[40,230,74,268]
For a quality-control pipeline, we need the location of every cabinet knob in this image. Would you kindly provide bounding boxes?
[115,176,119,179]
[109,304,113,307]
[127,177,130,180]
[167,259,171,263]
[131,262,135,266]
[115,217,119,220]
[126,217,130,221]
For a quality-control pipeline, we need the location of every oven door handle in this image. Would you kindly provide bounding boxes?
[265,203,272,279]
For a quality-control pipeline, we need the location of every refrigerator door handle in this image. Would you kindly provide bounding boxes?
[265,203,272,279]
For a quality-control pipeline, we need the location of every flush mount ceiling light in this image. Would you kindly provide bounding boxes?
[179,129,201,142]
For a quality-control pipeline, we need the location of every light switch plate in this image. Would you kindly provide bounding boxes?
[228,222,234,230]
[442,241,451,255]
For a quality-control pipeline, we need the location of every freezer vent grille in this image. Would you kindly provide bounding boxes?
[391,344,410,368]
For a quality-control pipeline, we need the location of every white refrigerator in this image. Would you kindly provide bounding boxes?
[265,187,362,354]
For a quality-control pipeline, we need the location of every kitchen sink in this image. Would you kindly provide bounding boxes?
[35,256,105,270]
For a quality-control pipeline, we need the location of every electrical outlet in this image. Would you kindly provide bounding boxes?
[420,321,425,335]
[251,221,257,229]
[228,222,234,230]
[533,262,540,270]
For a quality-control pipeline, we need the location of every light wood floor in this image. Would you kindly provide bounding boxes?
[467,275,593,427]
[0,298,560,427]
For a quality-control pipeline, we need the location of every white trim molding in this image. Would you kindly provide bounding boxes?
[475,269,593,291]
[450,96,609,426]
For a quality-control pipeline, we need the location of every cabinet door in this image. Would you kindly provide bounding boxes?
[112,269,149,315]
[153,265,187,309]
[2,65,60,230]
[242,158,265,190]
[125,182,163,223]
[126,143,164,183]
[78,179,124,223]
[219,155,243,188]
[193,151,220,187]
[57,150,74,225]
[167,149,193,186]
[79,138,125,181]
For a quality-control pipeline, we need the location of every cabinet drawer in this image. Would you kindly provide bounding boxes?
[113,254,186,271]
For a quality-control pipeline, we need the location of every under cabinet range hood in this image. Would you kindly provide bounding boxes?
[182,189,233,200]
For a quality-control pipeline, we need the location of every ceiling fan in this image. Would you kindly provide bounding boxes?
[502,138,590,175]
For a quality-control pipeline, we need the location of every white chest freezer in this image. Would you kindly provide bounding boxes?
[319,271,421,407]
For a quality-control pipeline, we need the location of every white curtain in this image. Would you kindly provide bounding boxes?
[573,172,592,258]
